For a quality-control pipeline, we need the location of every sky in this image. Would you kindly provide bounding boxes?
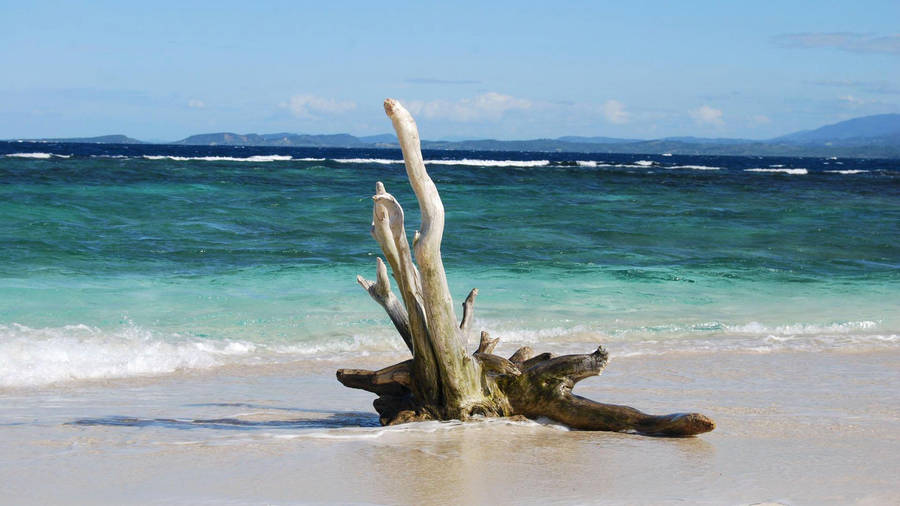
[1,1,898,141]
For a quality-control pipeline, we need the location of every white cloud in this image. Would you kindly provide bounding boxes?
[282,94,356,118]
[601,99,631,124]
[187,99,205,109]
[403,92,532,122]
[838,95,866,105]
[751,114,771,125]
[690,105,724,126]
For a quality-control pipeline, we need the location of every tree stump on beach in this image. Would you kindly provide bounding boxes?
[336,99,715,436]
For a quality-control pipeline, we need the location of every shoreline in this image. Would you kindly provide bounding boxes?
[2,348,897,504]
[1,344,895,393]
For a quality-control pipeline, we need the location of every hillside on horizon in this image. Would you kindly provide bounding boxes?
[10,114,900,158]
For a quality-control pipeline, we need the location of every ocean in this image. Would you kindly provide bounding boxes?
[2,142,900,504]
[1,142,898,388]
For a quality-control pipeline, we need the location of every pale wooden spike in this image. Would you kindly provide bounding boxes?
[356,259,413,353]
[459,288,478,334]
[384,98,484,414]
[475,330,499,355]
[374,257,390,297]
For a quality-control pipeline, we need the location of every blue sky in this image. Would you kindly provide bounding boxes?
[2,1,898,140]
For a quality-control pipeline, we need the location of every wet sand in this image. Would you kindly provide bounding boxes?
[1,349,898,505]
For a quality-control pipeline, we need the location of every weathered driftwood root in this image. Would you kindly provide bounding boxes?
[336,98,715,437]
[339,342,714,436]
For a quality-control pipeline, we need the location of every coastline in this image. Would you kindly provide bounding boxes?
[2,348,897,505]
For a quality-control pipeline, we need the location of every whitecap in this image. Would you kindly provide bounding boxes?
[141,155,293,162]
[666,165,721,171]
[745,168,807,175]
[4,152,70,159]
[825,169,868,174]
[331,158,401,165]
[332,158,551,167]
[427,159,549,167]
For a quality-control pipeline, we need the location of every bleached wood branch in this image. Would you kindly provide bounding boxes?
[356,258,412,353]
[383,98,483,413]
[459,288,478,336]
[475,330,499,355]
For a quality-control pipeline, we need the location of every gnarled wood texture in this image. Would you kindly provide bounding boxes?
[336,98,715,436]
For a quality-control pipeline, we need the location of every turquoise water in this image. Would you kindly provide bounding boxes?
[1,149,898,386]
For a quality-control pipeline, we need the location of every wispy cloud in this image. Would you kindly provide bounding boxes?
[832,94,900,114]
[689,105,724,126]
[773,32,900,55]
[601,100,631,124]
[806,79,900,95]
[838,95,867,106]
[403,92,531,122]
[281,94,357,118]
[187,99,205,109]
[405,78,482,85]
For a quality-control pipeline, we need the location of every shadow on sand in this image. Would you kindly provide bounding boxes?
[68,403,380,431]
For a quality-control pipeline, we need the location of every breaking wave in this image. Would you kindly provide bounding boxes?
[142,155,294,162]
[745,168,808,175]
[4,152,71,159]
[331,158,551,167]
[2,317,895,388]
[0,322,406,388]
[478,318,898,356]
[666,165,721,171]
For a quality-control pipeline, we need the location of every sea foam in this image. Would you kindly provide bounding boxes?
[478,317,897,357]
[745,168,808,175]
[331,158,551,167]
[825,169,869,175]
[0,322,407,388]
[2,317,895,388]
[142,155,293,162]
[0,323,253,388]
[667,165,721,171]
[4,152,70,159]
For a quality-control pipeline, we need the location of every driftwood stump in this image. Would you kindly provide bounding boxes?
[336,99,715,436]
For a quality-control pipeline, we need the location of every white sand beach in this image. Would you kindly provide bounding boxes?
[2,349,897,505]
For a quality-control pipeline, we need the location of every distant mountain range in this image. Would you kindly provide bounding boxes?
[11,114,900,158]
[174,132,377,148]
[772,114,900,147]
[23,134,146,144]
